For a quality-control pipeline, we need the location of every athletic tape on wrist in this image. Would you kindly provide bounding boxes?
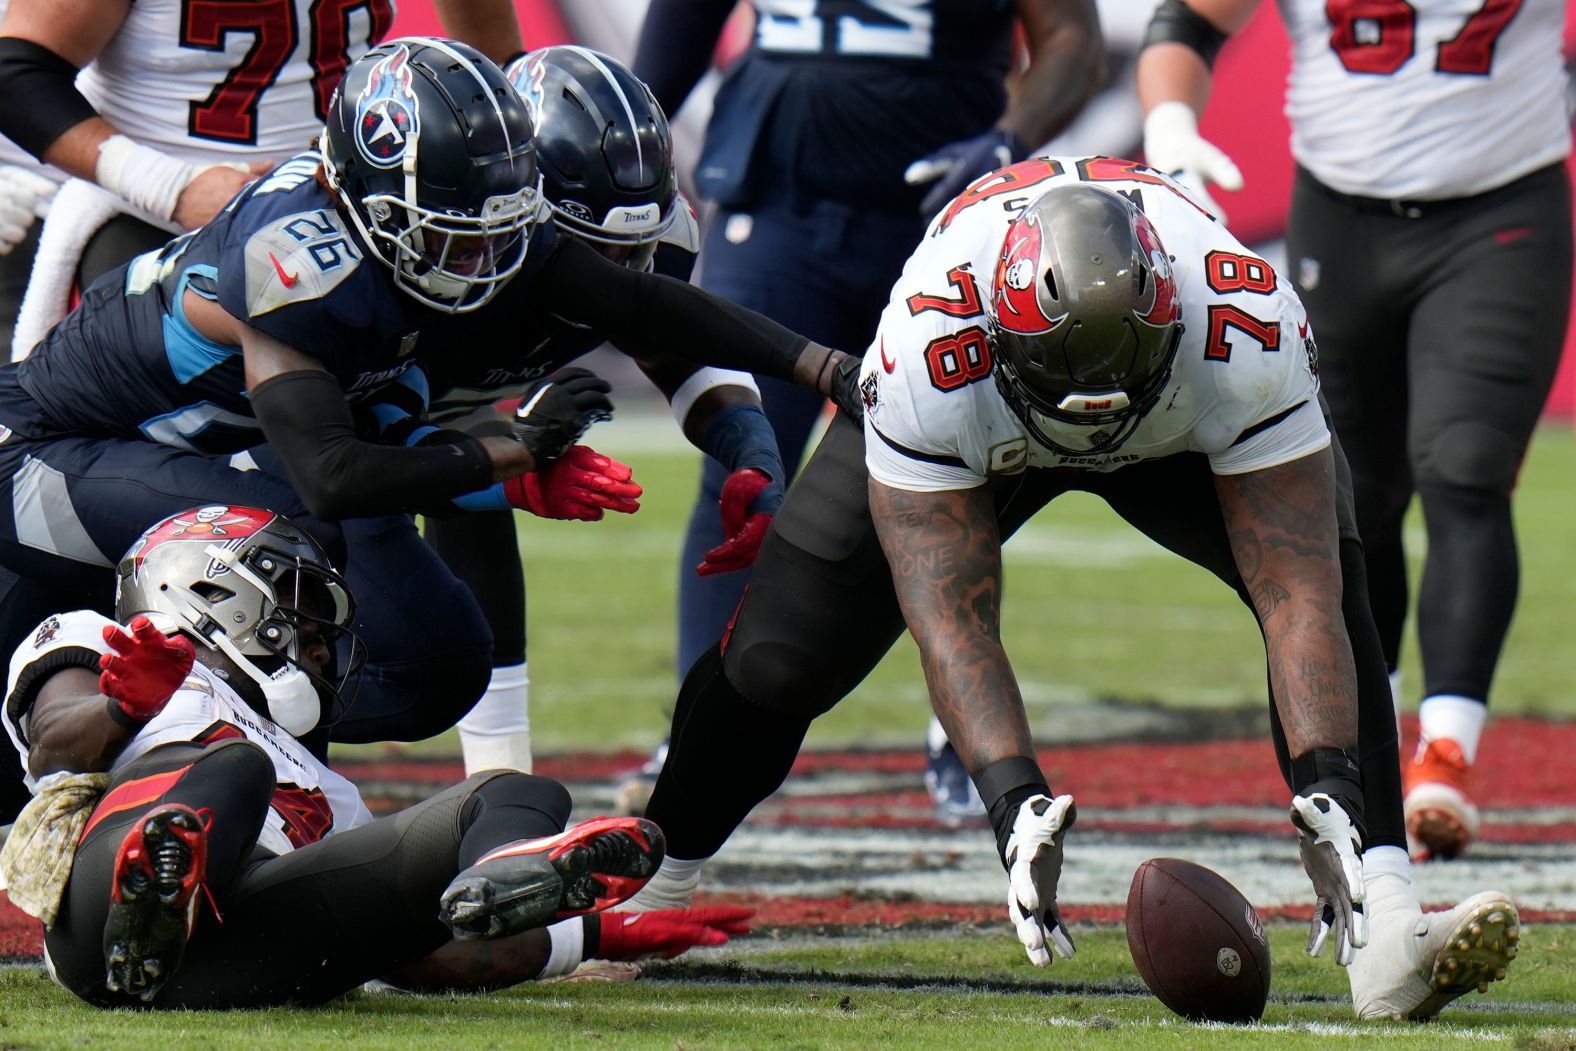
[104,695,150,732]
[670,368,759,431]
[537,917,586,978]
[94,134,201,223]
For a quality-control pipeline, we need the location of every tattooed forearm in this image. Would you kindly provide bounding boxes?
[870,479,1034,773]
[1217,448,1357,755]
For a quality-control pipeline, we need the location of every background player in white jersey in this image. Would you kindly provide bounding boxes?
[0,0,523,351]
[1137,0,1572,860]
[0,507,745,1007]
[628,160,1519,1020]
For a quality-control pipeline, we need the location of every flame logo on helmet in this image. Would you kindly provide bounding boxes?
[992,211,1066,337]
[1133,210,1179,328]
[505,52,548,127]
[355,45,420,169]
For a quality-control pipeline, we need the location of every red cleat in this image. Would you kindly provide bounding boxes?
[440,817,665,940]
[102,804,209,1001]
[1403,738,1479,861]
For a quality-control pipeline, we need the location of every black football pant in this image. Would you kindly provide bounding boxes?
[1293,162,1573,705]
[48,739,569,1009]
[645,413,1405,859]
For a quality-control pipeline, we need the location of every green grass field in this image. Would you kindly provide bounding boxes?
[457,418,1576,756]
[5,926,1576,1048]
[8,421,1576,1047]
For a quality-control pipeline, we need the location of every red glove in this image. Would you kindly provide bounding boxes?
[697,468,774,576]
[504,444,642,521]
[596,906,754,961]
[99,616,196,723]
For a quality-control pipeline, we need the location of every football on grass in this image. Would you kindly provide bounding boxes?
[1125,857,1272,1023]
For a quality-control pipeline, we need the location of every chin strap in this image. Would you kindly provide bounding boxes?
[206,629,320,737]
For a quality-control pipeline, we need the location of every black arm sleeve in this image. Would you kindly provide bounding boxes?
[0,37,98,159]
[537,236,811,383]
[632,0,739,118]
[250,371,495,520]
[1142,0,1230,68]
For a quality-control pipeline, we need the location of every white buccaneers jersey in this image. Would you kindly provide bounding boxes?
[1278,0,1569,200]
[5,611,372,856]
[78,0,395,164]
[863,157,1329,493]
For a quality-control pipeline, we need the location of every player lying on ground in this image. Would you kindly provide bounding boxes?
[627,161,1520,1020]
[0,507,748,1007]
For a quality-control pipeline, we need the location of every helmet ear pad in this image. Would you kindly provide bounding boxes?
[986,185,1183,452]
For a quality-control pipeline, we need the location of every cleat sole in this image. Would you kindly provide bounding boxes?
[1410,893,1520,1020]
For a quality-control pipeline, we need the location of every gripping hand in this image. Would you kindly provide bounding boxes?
[596,906,754,961]
[504,444,642,521]
[903,128,1025,216]
[1142,101,1242,221]
[512,368,615,466]
[1005,793,1078,966]
[99,616,195,723]
[697,468,781,577]
[1291,792,1368,966]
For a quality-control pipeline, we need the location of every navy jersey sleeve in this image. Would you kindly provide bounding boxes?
[632,0,736,116]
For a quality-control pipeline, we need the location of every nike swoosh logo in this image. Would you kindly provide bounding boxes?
[1495,226,1535,246]
[268,251,299,288]
[880,339,896,374]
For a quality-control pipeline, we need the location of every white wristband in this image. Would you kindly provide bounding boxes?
[670,367,761,430]
[536,917,586,978]
[94,134,201,224]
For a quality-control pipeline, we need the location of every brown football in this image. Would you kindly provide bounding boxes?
[1125,857,1272,1023]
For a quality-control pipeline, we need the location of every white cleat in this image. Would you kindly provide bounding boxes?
[1349,890,1519,1020]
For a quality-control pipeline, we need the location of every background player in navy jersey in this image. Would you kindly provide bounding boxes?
[619,0,1105,819]
[421,45,785,776]
[1138,0,1572,860]
[0,39,855,815]
[0,508,746,1008]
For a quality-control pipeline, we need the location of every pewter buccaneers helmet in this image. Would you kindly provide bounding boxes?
[987,184,1184,455]
[322,37,549,312]
[115,507,360,736]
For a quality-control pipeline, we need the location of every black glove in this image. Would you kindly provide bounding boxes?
[512,368,615,465]
[829,355,865,420]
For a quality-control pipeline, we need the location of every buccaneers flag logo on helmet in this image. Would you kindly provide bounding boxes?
[993,211,1066,337]
[1132,209,1179,328]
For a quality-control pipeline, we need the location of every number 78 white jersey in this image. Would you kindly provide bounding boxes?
[861,157,1331,493]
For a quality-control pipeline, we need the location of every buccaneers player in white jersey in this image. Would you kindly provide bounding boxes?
[626,159,1520,1021]
[1138,0,1571,861]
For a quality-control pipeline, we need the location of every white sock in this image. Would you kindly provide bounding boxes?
[927,714,949,754]
[1361,845,1417,909]
[625,854,708,912]
[1417,694,1487,763]
[458,662,532,774]
[537,918,586,978]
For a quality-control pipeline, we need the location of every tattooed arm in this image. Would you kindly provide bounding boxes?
[868,478,1036,773]
[1215,445,1358,756]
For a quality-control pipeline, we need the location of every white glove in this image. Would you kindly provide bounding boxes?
[1005,793,1078,966]
[1291,792,1368,966]
[1143,100,1243,223]
[0,165,58,255]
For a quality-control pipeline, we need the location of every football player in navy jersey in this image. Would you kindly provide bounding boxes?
[627,0,1104,820]
[0,39,854,809]
[420,46,785,776]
